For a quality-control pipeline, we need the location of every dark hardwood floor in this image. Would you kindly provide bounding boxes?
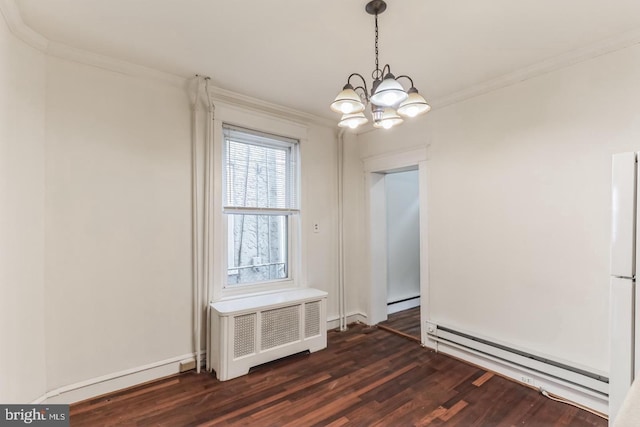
[378,306,421,342]
[70,324,606,426]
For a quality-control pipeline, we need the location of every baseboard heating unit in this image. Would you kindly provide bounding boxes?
[209,288,327,381]
[428,324,608,400]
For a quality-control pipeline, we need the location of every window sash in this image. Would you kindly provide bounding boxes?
[226,213,289,286]
[223,207,299,216]
[223,124,299,210]
[221,124,300,289]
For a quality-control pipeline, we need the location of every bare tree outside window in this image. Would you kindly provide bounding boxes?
[223,126,299,286]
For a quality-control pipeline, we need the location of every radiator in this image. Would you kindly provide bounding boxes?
[428,323,608,396]
[209,288,327,381]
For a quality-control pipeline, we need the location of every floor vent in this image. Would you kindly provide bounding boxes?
[210,288,327,381]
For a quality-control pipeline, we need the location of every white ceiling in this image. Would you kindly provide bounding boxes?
[16,0,640,120]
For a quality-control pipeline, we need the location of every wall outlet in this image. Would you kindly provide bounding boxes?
[313,223,320,233]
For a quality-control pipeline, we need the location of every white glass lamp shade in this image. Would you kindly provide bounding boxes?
[373,108,403,129]
[370,74,408,107]
[397,89,431,118]
[338,112,368,129]
[330,85,365,114]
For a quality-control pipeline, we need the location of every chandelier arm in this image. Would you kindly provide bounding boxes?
[395,75,414,88]
[352,86,369,102]
[347,73,370,100]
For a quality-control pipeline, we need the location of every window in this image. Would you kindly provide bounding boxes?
[223,124,299,287]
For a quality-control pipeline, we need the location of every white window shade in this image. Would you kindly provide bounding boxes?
[224,125,299,212]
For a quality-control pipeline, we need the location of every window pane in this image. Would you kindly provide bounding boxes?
[226,140,292,209]
[227,214,287,285]
[222,125,299,288]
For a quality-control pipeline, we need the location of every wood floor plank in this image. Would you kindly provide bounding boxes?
[439,400,469,422]
[472,372,494,387]
[70,324,606,427]
[323,416,351,427]
[378,306,421,340]
[416,406,449,426]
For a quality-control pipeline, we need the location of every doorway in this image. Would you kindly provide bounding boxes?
[364,147,429,345]
[378,170,421,341]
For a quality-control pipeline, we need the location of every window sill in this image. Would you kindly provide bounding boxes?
[211,287,327,315]
[218,280,300,301]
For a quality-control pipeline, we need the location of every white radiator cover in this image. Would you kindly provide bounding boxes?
[209,288,327,381]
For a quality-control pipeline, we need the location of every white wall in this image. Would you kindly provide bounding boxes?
[43,56,194,390]
[348,43,640,373]
[34,57,338,397]
[304,125,339,318]
[0,15,47,402]
[208,103,340,313]
[385,170,420,304]
[342,132,367,317]
[0,2,337,402]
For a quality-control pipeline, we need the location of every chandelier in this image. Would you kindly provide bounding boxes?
[330,0,431,130]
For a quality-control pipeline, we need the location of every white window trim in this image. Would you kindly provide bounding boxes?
[222,127,298,288]
[210,103,308,302]
[220,212,299,297]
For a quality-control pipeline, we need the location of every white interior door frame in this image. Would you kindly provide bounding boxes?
[363,146,430,345]
[367,171,388,324]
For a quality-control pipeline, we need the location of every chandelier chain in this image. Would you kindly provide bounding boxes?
[374,13,380,81]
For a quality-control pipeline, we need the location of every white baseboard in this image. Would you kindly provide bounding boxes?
[34,352,204,405]
[32,312,369,405]
[387,297,420,315]
[32,310,366,405]
[326,312,367,330]
[31,394,48,404]
[435,340,608,416]
[31,310,369,405]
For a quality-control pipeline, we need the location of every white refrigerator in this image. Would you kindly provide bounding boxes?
[610,152,640,423]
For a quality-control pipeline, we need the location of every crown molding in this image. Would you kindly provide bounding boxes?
[207,85,335,128]
[46,41,333,127]
[432,27,640,109]
[45,41,187,88]
[0,0,186,88]
[4,0,640,124]
[0,0,47,50]
[0,0,334,128]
